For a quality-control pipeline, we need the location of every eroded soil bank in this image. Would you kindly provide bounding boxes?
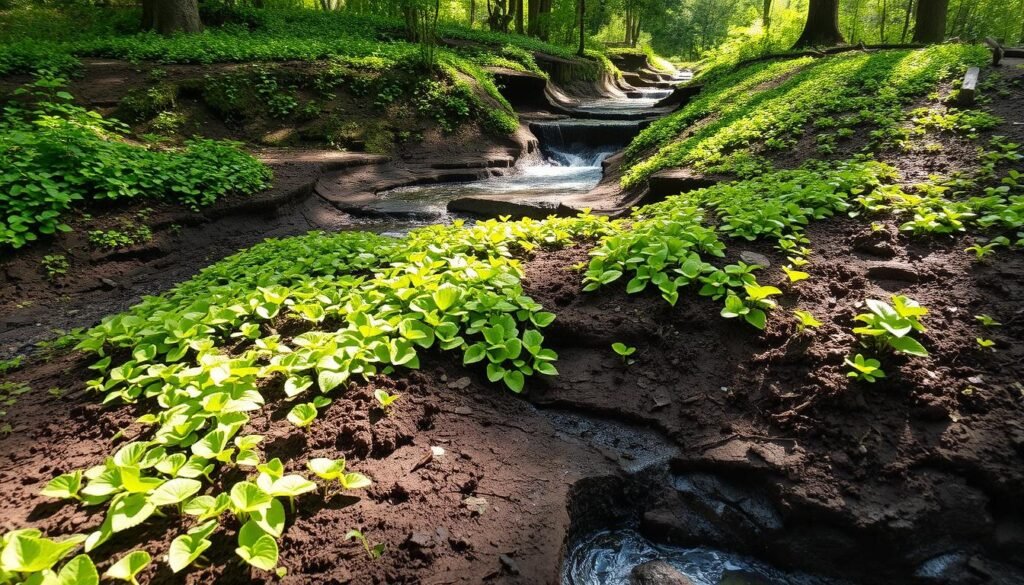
[1,56,1023,585]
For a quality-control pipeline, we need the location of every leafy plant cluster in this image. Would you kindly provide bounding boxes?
[845,295,930,383]
[622,45,989,188]
[0,6,602,77]
[909,106,1002,138]
[0,78,271,249]
[0,212,626,581]
[583,161,896,328]
[854,136,1024,246]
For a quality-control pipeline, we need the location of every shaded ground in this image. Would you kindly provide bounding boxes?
[0,55,1022,585]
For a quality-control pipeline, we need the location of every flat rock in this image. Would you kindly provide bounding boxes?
[630,560,694,585]
[647,169,720,198]
[447,197,576,220]
[449,377,472,390]
[866,261,919,283]
[739,251,771,268]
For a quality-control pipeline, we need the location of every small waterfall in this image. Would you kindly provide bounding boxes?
[529,119,644,168]
[364,118,645,227]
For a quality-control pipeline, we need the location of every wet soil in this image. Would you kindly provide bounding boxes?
[0,58,1022,585]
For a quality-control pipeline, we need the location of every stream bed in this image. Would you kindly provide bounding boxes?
[563,529,838,585]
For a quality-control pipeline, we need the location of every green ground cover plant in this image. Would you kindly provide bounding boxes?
[0,77,271,249]
[622,45,989,188]
[4,144,1021,579]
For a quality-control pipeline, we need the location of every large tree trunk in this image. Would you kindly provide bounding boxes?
[762,0,772,31]
[527,0,538,35]
[900,0,915,42]
[793,0,845,48]
[879,0,887,42]
[514,0,524,33]
[538,0,551,40]
[912,0,948,43]
[576,0,585,55]
[143,0,203,35]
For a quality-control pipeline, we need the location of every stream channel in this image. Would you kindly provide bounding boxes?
[354,81,855,585]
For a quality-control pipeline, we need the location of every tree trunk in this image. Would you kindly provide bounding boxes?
[144,0,202,35]
[1019,0,1024,43]
[912,0,948,43]
[762,0,772,31]
[514,0,524,33]
[849,0,861,42]
[141,0,156,30]
[900,0,915,42]
[879,0,887,42]
[624,5,632,45]
[538,0,551,40]
[793,0,845,48]
[577,0,585,55]
[470,0,476,27]
[527,0,538,35]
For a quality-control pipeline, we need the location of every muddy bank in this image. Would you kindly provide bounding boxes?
[0,118,542,356]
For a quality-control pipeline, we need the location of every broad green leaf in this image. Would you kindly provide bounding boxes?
[148,478,202,507]
[287,403,317,428]
[54,554,98,585]
[307,458,344,480]
[110,494,156,533]
[40,471,82,500]
[889,335,929,357]
[103,550,150,583]
[252,498,286,538]
[503,370,525,393]
[168,521,217,573]
[265,475,317,498]
[339,472,372,490]
[0,532,85,573]
[230,481,272,513]
[235,521,278,571]
[317,370,348,393]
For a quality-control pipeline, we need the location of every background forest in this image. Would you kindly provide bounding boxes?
[2,0,1021,65]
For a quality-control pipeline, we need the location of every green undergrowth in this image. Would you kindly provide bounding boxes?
[0,77,270,249]
[0,7,600,78]
[4,146,1023,580]
[622,44,989,188]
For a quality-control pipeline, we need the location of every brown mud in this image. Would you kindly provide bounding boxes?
[0,56,1022,585]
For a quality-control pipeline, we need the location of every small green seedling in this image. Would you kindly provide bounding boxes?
[235,521,279,571]
[853,296,929,357]
[792,310,822,333]
[965,236,1009,261]
[103,550,151,585]
[845,354,885,383]
[976,338,996,351]
[611,342,636,364]
[168,519,217,573]
[974,314,1001,327]
[373,388,400,412]
[286,396,331,429]
[345,529,385,560]
[781,265,809,283]
[0,355,23,375]
[307,458,372,493]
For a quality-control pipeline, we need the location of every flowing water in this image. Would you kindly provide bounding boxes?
[362,119,645,227]
[563,529,838,585]
[363,72,843,585]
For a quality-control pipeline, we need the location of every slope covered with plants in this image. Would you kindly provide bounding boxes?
[622,44,989,187]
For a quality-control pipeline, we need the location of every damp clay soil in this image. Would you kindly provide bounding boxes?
[2,64,1024,585]
[3,208,1023,584]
